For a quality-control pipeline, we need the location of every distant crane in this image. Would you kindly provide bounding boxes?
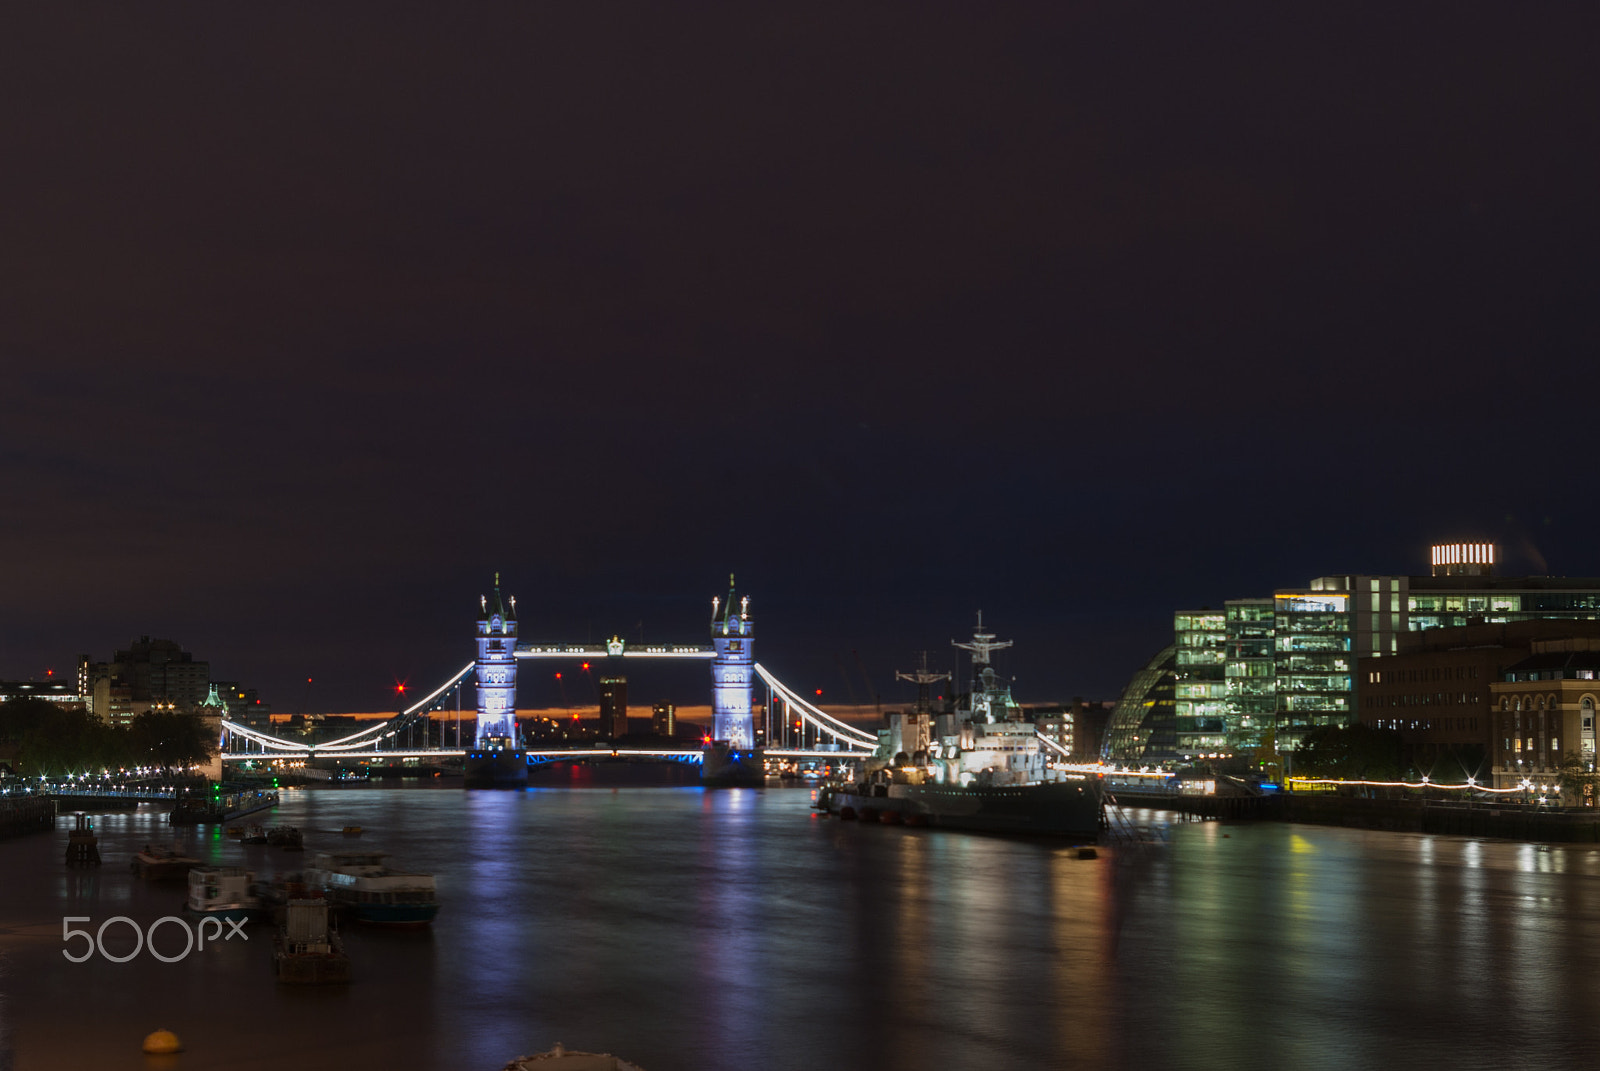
[853,650,880,716]
[834,656,860,706]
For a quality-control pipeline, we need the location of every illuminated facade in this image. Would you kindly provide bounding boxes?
[1173,611,1226,753]
[0,680,85,711]
[1432,542,1495,577]
[709,577,754,747]
[1272,589,1356,741]
[475,577,518,746]
[1223,599,1276,748]
[1157,543,1600,759]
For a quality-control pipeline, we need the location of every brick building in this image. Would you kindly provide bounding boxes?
[1358,619,1600,783]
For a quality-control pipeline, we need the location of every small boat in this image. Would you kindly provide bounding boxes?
[239,824,269,844]
[266,826,303,850]
[273,899,349,985]
[131,844,201,881]
[184,866,263,922]
[502,1044,644,1070]
[225,825,245,839]
[303,850,440,927]
[168,784,278,826]
[341,825,364,836]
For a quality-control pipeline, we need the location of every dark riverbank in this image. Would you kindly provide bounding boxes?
[0,796,54,839]
[1112,790,1600,843]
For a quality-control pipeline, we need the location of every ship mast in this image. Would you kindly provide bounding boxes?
[952,611,1013,723]
[952,610,1013,667]
[894,651,950,715]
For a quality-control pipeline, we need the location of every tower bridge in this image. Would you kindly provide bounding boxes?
[219,576,878,785]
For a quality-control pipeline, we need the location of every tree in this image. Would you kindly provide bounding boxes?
[128,709,217,776]
[1292,724,1406,783]
[1556,750,1600,809]
[0,696,59,745]
[0,698,121,777]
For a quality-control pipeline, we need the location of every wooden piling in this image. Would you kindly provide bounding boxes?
[65,812,101,867]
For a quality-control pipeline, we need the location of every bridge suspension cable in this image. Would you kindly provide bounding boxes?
[223,659,878,756]
[754,663,876,749]
[222,661,476,752]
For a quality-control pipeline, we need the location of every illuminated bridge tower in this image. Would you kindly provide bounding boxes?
[703,574,762,786]
[476,576,519,745]
[466,574,527,788]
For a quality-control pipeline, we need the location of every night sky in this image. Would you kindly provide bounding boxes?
[3,4,1598,714]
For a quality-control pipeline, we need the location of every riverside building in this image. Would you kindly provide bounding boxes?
[1358,620,1600,794]
[79,637,212,725]
[1108,543,1600,764]
[0,680,85,710]
[1489,639,1600,801]
[1173,611,1227,754]
[1103,646,1177,761]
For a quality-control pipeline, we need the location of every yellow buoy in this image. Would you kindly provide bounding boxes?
[142,1030,182,1054]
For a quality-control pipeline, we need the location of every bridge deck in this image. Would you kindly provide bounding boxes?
[223,747,863,762]
[514,645,714,659]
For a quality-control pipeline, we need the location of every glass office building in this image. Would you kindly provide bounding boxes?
[1173,611,1227,753]
[1137,543,1600,762]
[1223,599,1276,749]
[1102,646,1177,764]
[1273,590,1354,740]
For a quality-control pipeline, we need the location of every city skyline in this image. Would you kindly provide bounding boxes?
[26,540,1600,719]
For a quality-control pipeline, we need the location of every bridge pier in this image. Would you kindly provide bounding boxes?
[465,576,529,789]
[703,576,764,787]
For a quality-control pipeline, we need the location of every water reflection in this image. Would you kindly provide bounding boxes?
[15,794,1600,1068]
[1111,824,1600,1069]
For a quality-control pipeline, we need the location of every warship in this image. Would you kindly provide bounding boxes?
[817,615,1103,838]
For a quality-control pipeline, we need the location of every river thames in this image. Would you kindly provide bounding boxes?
[5,783,1600,1070]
